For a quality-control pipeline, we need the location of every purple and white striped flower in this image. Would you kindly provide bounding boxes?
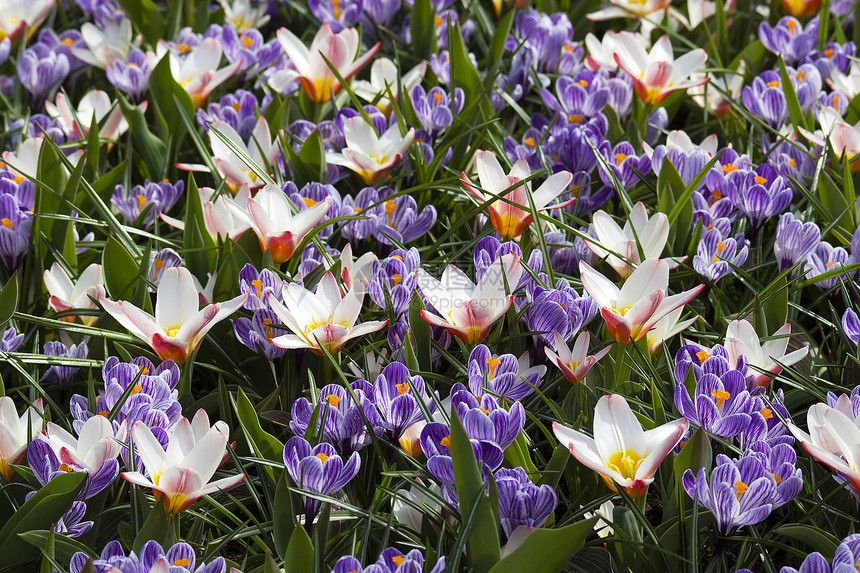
[774,212,821,272]
[238,263,283,311]
[738,441,803,506]
[805,242,850,290]
[692,228,749,283]
[843,308,860,345]
[232,308,288,360]
[0,326,24,352]
[541,74,609,128]
[283,436,361,522]
[290,381,381,454]
[371,362,436,439]
[18,43,70,101]
[674,353,754,437]
[411,85,464,138]
[27,415,122,499]
[105,49,157,102]
[727,165,792,229]
[495,466,558,538]
[367,252,419,317]
[112,179,184,227]
[467,344,544,401]
[332,548,446,573]
[451,388,525,450]
[197,89,271,139]
[70,539,229,573]
[779,534,860,573]
[54,500,93,538]
[759,16,818,66]
[682,453,781,535]
[221,25,280,76]
[41,339,88,385]
[148,248,183,287]
[0,193,32,271]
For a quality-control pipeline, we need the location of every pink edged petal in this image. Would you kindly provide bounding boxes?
[269,334,313,350]
[601,307,632,344]
[174,304,219,346]
[419,309,454,328]
[578,261,620,308]
[618,258,669,307]
[638,284,705,337]
[638,417,689,478]
[99,297,160,342]
[623,289,665,339]
[155,466,206,513]
[342,41,381,84]
[778,345,809,368]
[475,150,507,194]
[473,253,523,302]
[342,320,389,342]
[122,471,156,488]
[551,330,573,363]
[592,394,646,461]
[155,267,199,329]
[552,422,627,485]
[182,426,230,483]
[276,28,310,73]
[197,473,246,497]
[545,348,575,382]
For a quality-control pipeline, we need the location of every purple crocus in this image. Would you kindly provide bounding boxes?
[0,326,24,352]
[682,454,779,536]
[308,0,363,30]
[420,421,504,507]
[774,212,821,271]
[805,242,850,290]
[286,181,345,240]
[238,263,283,311]
[232,308,288,359]
[0,194,32,271]
[332,548,446,573]
[71,539,229,573]
[290,381,381,454]
[374,193,437,245]
[541,74,609,128]
[283,436,361,523]
[221,25,280,76]
[149,247,183,287]
[198,89,272,139]
[740,391,793,449]
[54,500,93,538]
[759,17,818,66]
[693,228,749,282]
[341,186,382,242]
[739,441,803,505]
[106,49,156,102]
[371,362,435,438]
[742,72,790,130]
[451,387,525,450]
[523,279,598,344]
[111,179,185,227]
[843,308,860,345]
[18,44,70,101]
[495,466,558,538]
[512,9,573,73]
[674,353,754,437]
[411,85,464,138]
[596,141,650,189]
[41,340,89,385]
[467,344,544,401]
[727,165,792,228]
[779,534,860,573]
[367,253,419,317]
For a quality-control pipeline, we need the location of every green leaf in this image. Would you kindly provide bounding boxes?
[407,291,432,372]
[118,94,167,179]
[778,56,808,131]
[410,0,437,59]
[234,388,285,482]
[298,129,327,184]
[102,236,140,301]
[0,272,18,330]
[487,517,597,573]
[115,0,166,45]
[450,408,500,573]
[774,524,840,555]
[19,529,95,566]
[133,501,169,553]
[273,472,296,560]
[0,472,86,569]
[280,525,314,573]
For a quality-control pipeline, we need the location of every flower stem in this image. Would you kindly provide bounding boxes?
[611,342,630,392]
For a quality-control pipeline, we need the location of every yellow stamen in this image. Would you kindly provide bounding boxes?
[711,389,730,410]
[242,36,254,48]
[722,164,738,174]
[131,384,142,395]
[567,114,584,124]
[165,325,181,338]
[795,72,806,80]
[609,305,631,316]
[231,102,241,111]
[385,199,397,225]
[760,408,773,420]
[1,218,13,229]
[788,158,797,167]
[59,463,75,473]
[440,435,451,449]
[771,472,781,484]
[251,279,263,298]
[326,394,340,407]
[433,92,442,105]
[137,194,148,210]
[262,317,275,339]
[824,49,834,58]
[60,38,74,45]
[392,556,405,566]
[787,20,797,35]
[606,449,645,481]
[303,197,318,207]
[833,96,840,109]
[766,80,781,87]
[754,175,767,185]
[734,481,748,500]
[13,175,24,184]
[316,452,329,463]
[396,382,410,395]
[524,137,535,149]
[710,242,728,264]
[174,559,190,567]
[614,153,628,164]
[176,44,191,54]
[696,351,710,363]
[486,357,501,379]
[98,410,109,417]
[577,79,588,88]
[826,261,836,267]
[391,273,402,286]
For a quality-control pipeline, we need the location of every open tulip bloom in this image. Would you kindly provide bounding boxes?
[724,319,809,388]
[553,394,689,496]
[545,330,611,384]
[461,150,574,240]
[326,115,415,185]
[416,253,524,345]
[44,262,105,325]
[267,271,388,355]
[0,396,43,481]
[613,33,708,105]
[122,410,244,514]
[579,258,704,344]
[99,266,247,364]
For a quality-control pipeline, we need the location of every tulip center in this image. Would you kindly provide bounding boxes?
[606,450,644,480]
[251,279,263,298]
[396,382,410,395]
[174,558,190,567]
[1,218,13,228]
[609,305,631,316]
[566,360,581,374]
[711,389,730,410]
[315,452,330,463]
[440,435,451,449]
[370,153,390,165]
[165,325,181,338]
[734,480,748,500]
[486,357,501,379]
